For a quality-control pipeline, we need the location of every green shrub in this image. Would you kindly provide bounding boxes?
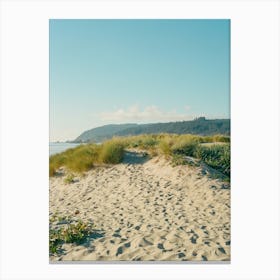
[195,144,230,177]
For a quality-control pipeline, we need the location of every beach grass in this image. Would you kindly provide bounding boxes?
[98,139,125,164]
[49,140,125,176]
[49,133,230,178]
[195,144,230,177]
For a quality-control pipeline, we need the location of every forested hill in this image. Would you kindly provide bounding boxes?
[74,124,137,143]
[73,117,230,143]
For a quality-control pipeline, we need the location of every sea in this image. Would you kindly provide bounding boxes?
[49,142,80,156]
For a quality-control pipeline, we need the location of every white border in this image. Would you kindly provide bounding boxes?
[0,0,279,279]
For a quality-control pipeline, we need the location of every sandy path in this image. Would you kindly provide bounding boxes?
[49,151,230,261]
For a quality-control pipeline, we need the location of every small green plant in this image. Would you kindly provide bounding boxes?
[64,174,75,184]
[171,154,199,167]
[49,230,62,254]
[171,154,188,166]
[49,217,94,256]
[60,221,91,243]
[58,216,67,222]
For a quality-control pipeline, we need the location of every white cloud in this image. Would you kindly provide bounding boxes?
[99,105,194,123]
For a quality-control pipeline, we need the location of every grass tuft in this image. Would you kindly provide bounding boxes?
[64,174,75,184]
[98,140,125,164]
[49,217,94,255]
[171,136,199,157]
[195,144,230,177]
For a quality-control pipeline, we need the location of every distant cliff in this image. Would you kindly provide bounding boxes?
[74,117,230,143]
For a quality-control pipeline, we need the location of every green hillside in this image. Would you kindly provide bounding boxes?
[74,117,230,143]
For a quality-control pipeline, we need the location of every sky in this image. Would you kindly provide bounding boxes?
[50,19,230,142]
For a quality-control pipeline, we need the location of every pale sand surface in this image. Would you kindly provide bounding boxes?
[49,150,230,261]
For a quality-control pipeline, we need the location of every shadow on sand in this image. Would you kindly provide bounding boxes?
[122,151,150,165]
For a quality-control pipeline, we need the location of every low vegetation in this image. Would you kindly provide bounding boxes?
[50,133,230,180]
[195,144,230,177]
[49,139,125,175]
[98,140,125,164]
[64,173,75,184]
[49,217,94,255]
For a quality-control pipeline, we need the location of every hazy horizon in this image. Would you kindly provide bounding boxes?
[50,19,230,142]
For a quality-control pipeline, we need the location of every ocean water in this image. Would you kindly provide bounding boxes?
[49,142,80,156]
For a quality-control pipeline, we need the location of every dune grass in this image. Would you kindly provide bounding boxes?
[49,133,230,179]
[195,144,230,177]
[98,139,125,164]
[126,134,159,151]
[49,139,125,176]
[158,140,172,156]
[171,136,199,157]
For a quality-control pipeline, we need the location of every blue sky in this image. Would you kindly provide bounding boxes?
[50,19,230,141]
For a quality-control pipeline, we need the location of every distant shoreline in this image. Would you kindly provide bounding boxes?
[49,142,80,156]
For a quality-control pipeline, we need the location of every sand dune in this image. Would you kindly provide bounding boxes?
[49,150,230,262]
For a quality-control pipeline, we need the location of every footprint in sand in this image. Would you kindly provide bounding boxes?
[116,246,123,256]
[190,234,199,244]
[210,210,216,215]
[178,252,186,258]
[139,238,153,247]
[218,247,226,254]
[132,257,142,261]
[124,242,131,248]
[202,255,208,261]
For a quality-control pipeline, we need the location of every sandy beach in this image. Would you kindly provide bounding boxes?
[49,150,230,262]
